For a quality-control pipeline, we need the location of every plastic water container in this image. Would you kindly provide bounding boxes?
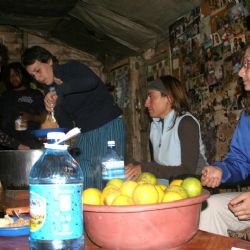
[29,132,84,250]
[101,140,125,188]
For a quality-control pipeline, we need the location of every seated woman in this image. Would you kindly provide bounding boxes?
[126,75,207,181]
[199,44,250,237]
[0,62,46,149]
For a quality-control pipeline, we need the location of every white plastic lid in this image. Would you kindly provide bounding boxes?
[44,143,68,150]
[107,140,115,146]
[47,132,65,140]
[45,132,68,149]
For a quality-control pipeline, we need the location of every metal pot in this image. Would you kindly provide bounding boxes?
[0,149,44,190]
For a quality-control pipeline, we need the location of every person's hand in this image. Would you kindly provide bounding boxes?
[18,144,30,150]
[125,163,141,180]
[228,192,250,220]
[201,165,223,188]
[44,91,58,112]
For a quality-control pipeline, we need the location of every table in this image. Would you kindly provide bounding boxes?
[1,230,250,250]
[1,191,250,250]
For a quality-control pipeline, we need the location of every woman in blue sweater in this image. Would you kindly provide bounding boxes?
[199,45,250,236]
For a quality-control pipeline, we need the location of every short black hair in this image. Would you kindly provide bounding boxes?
[21,46,57,67]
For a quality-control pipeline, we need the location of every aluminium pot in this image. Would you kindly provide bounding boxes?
[0,149,44,190]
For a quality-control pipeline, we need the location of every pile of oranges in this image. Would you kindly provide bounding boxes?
[82,172,203,206]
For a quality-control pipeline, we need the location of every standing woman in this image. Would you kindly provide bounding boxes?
[126,75,207,181]
[21,46,125,189]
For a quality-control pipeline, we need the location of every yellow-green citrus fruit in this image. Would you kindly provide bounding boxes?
[112,194,134,205]
[120,180,138,197]
[165,185,188,199]
[157,184,168,191]
[181,177,202,197]
[162,191,184,203]
[103,189,121,205]
[170,179,183,186]
[133,183,158,205]
[82,188,102,205]
[101,185,120,205]
[137,172,157,185]
[106,178,124,188]
[155,185,165,202]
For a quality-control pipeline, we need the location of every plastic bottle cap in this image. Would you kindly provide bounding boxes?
[45,132,68,149]
[44,143,68,150]
[107,141,115,146]
[47,132,65,140]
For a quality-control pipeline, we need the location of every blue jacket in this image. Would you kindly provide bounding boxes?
[213,111,250,183]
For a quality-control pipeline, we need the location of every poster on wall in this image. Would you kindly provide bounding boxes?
[169,7,201,57]
[169,0,248,162]
[147,57,171,81]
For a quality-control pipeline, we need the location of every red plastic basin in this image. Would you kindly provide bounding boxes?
[83,189,210,250]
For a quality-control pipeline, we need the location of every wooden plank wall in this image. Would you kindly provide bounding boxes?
[0,25,103,79]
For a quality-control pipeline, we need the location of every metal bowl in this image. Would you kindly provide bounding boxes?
[0,149,44,190]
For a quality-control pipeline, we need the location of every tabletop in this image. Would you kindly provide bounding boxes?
[1,191,250,250]
[1,230,250,250]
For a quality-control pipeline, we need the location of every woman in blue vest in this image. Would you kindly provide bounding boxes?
[126,75,207,181]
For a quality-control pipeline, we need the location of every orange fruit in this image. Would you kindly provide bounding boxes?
[133,183,158,205]
[137,172,157,185]
[82,188,102,205]
[181,177,202,197]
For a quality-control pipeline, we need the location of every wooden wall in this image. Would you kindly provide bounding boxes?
[0,25,103,79]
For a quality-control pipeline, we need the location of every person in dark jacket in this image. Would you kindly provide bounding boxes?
[0,62,46,149]
[21,46,125,189]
